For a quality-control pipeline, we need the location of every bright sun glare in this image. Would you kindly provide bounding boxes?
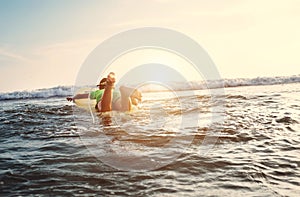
[100,48,205,85]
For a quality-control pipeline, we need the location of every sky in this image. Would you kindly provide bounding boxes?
[0,0,299,92]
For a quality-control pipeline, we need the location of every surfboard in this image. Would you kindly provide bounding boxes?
[73,87,97,110]
[74,98,96,108]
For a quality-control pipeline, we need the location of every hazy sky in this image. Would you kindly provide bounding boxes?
[0,0,299,92]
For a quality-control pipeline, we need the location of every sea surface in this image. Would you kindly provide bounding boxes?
[0,79,299,196]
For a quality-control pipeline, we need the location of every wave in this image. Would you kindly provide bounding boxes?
[0,75,299,101]
[0,86,73,101]
[140,75,300,92]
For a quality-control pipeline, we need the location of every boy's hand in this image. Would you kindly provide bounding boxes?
[66,97,73,102]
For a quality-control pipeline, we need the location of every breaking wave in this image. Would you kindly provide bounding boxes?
[0,75,299,100]
[0,86,73,101]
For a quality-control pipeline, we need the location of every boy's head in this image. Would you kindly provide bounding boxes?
[97,78,107,90]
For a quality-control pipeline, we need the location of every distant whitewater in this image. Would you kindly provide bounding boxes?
[0,75,299,101]
[0,86,73,101]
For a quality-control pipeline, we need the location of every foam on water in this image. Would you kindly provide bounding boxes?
[0,86,73,100]
[0,75,299,100]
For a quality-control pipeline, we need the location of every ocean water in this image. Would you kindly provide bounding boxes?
[0,80,299,196]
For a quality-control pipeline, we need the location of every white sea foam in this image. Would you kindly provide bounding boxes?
[0,86,73,100]
[138,75,300,92]
[0,75,299,100]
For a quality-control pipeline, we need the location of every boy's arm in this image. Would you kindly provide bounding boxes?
[66,93,89,102]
